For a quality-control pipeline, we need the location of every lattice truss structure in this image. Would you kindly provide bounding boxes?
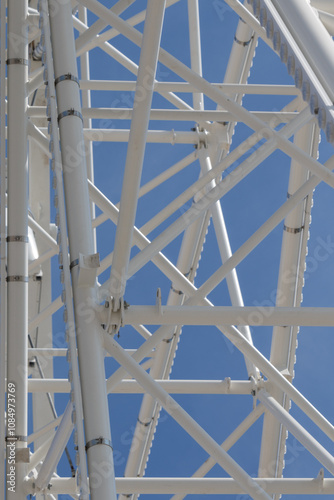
[1,0,334,498]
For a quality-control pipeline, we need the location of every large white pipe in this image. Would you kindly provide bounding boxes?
[0,0,7,494]
[48,1,117,498]
[6,0,29,497]
[259,123,319,477]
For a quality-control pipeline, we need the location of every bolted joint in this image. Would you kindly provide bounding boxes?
[102,297,130,336]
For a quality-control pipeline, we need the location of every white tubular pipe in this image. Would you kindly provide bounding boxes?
[28,215,58,252]
[27,435,54,473]
[79,80,300,95]
[26,477,78,496]
[0,0,7,494]
[109,305,334,327]
[273,0,334,102]
[199,148,258,378]
[48,1,116,499]
[188,0,203,110]
[6,0,29,497]
[259,123,319,477]
[41,0,89,493]
[78,5,96,251]
[28,296,62,333]
[28,378,255,395]
[109,0,166,308]
[23,476,334,495]
[118,477,334,495]
[28,416,63,445]
[104,334,272,500]
[138,151,197,199]
[258,390,334,475]
[35,403,74,491]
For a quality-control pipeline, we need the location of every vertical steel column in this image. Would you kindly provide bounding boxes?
[78,4,96,252]
[259,123,319,479]
[48,1,116,498]
[6,0,29,497]
[0,0,6,495]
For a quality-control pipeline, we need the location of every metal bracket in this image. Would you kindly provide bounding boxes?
[77,253,100,287]
[284,224,304,234]
[58,109,83,123]
[170,285,183,295]
[6,276,29,282]
[137,418,152,427]
[156,288,162,315]
[234,35,253,46]
[6,435,27,442]
[85,437,113,452]
[6,235,29,243]
[6,58,29,66]
[55,73,80,87]
[105,297,129,335]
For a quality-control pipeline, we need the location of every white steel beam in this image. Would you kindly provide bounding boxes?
[79,80,300,95]
[259,123,319,478]
[24,476,334,496]
[6,0,29,497]
[28,106,300,123]
[28,379,257,395]
[117,477,334,495]
[107,305,334,327]
[109,0,166,309]
[0,0,7,495]
[48,1,116,498]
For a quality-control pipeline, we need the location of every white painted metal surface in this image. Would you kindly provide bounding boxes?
[1,0,334,499]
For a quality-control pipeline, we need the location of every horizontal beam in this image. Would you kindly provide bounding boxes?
[28,107,298,123]
[25,477,334,495]
[79,80,300,95]
[27,379,256,394]
[109,305,334,327]
[38,128,205,144]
